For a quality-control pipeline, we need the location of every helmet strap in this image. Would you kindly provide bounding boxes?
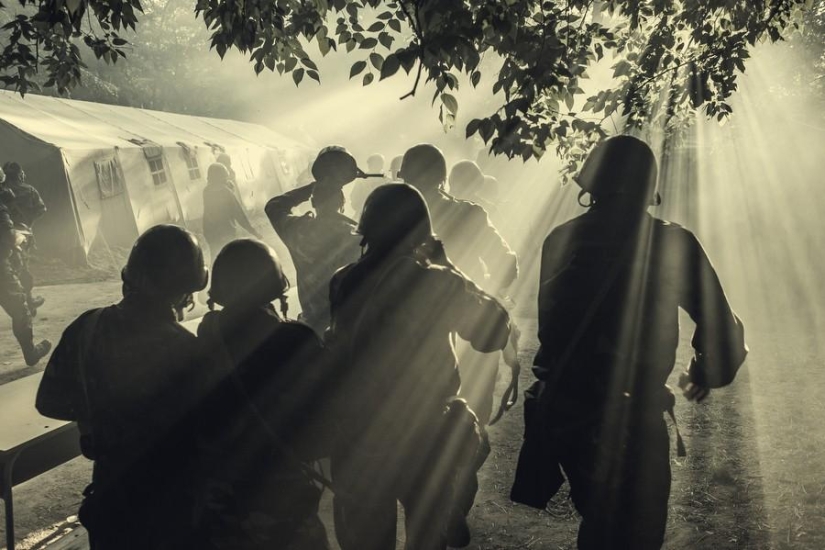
[577,189,594,208]
[279,296,289,319]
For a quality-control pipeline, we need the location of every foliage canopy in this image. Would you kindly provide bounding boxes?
[0,0,817,170]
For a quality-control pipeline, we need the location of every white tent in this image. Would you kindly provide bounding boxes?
[0,90,312,264]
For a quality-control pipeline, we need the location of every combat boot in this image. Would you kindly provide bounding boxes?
[23,339,52,366]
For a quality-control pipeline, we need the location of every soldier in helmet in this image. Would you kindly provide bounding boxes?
[36,225,212,550]
[1,161,47,314]
[202,162,262,261]
[327,183,511,550]
[349,153,387,217]
[193,239,334,550]
[265,146,364,335]
[400,147,519,425]
[513,135,748,549]
[0,181,51,366]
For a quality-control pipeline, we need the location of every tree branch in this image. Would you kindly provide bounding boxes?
[399,59,423,100]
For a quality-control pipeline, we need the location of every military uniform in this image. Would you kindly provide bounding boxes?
[193,305,334,550]
[327,250,510,550]
[4,179,46,310]
[36,298,208,550]
[202,180,259,259]
[0,202,39,363]
[531,206,747,550]
[266,183,361,334]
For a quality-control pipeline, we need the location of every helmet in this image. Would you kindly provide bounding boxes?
[216,153,232,167]
[209,239,290,308]
[575,135,658,203]
[207,163,230,184]
[399,144,447,189]
[312,146,361,184]
[357,184,433,251]
[366,153,385,173]
[389,155,403,179]
[2,162,22,177]
[448,160,484,196]
[122,225,208,302]
[449,160,484,187]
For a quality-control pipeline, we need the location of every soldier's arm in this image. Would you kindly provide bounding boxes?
[35,316,88,421]
[28,186,47,220]
[445,267,511,353]
[265,182,315,235]
[679,230,747,389]
[533,229,574,380]
[467,203,518,292]
[227,189,262,239]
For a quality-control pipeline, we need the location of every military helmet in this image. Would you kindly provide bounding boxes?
[357,183,433,251]
[209,239,290,308]
[399,144,447,189]
[2,162,23,177]
[449,160,485,189]
[311,146,362,184]
[207,162,230,184]
[575,135,658,203]
[122,225,208,302]
[216,153,232,167]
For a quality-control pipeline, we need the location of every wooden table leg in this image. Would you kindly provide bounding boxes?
[2,465,14,550]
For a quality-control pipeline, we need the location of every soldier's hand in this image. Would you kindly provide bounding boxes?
[679,372,710,403]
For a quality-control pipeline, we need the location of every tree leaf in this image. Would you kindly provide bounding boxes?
[292,68,304,86]
[363,72,374,85]
[380,54,400,79]
[441,93,458,115]
[370,52,383,70]
[350,60,367,78]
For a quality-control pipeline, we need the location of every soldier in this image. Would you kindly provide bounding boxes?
[265,146,363,335]
[216,152,237,184]
[327,184,511,550]
[400,148,519,426]
[513,135,748,549]
[193,239,334,550]
[202,162,262,261]
[0,183,51,366]
[1,161,47,313]
[36,225,211,550]
[349,153,387,217]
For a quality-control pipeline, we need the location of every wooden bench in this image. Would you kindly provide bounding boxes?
[0,373,81,550]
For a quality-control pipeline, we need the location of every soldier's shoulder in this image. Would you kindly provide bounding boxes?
[279,320,323,346]
[652,217,697,240]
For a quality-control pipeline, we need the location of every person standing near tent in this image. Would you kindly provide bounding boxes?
[216,153,238,185]
[1,161,47,314]
[511,135,748,550]
[265,146,364,335]
[202,162,262,260]
[0,182,51,366]
[326,183,510,550]
[193,239,335,550]
[36,225,212,550]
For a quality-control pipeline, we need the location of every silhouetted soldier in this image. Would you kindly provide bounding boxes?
[512,136,748,550]
[327,184,511,550]
[350,153,387,217]
[193,239,334,550]
[202,162,262,260]
[0,185,50,365]
[400,148,518,424]
[265,146,363,334]
[36,225,211,550]
[216,152,237,183]
[2,162,47,313]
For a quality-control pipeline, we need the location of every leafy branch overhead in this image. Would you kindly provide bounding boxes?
[1,0,817,166]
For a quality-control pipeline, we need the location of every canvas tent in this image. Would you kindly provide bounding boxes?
[0,90,313,264]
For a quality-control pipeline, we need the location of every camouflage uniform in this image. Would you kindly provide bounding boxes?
[266,183,361,334]
[327,250,510,550]
[192,305,334,550]
[4,178,46,310]
[36,299,207,550]
[0,202,37,362]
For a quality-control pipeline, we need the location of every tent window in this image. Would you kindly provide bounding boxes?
[94,159,124,199]
[183,152,201,180]
[148,157,168,186]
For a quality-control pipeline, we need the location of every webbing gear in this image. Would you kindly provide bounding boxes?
[209,315,336,492]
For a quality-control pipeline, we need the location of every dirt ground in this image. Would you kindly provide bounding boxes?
[1,278,824,549]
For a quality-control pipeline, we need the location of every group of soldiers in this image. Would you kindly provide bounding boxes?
[30,135,747,550]
[0,161,50,367]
